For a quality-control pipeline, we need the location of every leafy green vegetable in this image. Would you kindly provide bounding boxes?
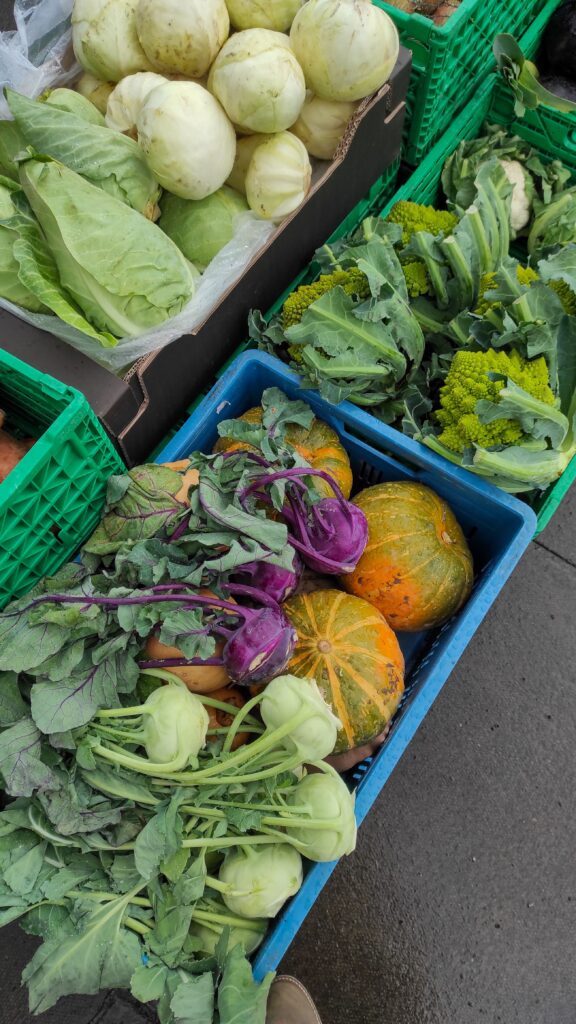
[22,885,144,1013]
[0,177,48,312]
[6,88,160,219]
[159,186,249,272]
[493,34,576,116]
[19,157,195,342]
[0,120,25,181]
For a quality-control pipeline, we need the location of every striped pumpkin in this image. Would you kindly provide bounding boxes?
[342,481,474,632]
[214,407,353,499]
[284,589,405,754]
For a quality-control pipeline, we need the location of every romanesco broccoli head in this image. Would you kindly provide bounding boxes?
[435,348,556,453]
[475,265,576,316]
[402,260,431,298]
[386,200,458,245]
[475,266,539,316]
[549,278,576,315]
[282,268,370,329]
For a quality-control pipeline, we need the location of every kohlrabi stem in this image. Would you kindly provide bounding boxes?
[97,706,147,719]
[22,591,245,618]
[92,742,192,775]
[138,657,225,669]
[149,706,311,783]
[208,726,263,736]
[66,890,152,908]
[221,690,267,754]
[94,725,145,743]
[125,917,151,936]
[191,908,265,933]
[151,755,303,788]
[182,834,285,850]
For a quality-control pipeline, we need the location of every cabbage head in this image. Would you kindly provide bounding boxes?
[6,89,161,220]
[72,0,153,81]
[159,186,248,270]
[19,159,195,339]
[0,178,47,312]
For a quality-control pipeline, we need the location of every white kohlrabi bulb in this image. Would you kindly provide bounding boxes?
[208,29,306,134]
[244,132,311,222]
[137,81,237,200]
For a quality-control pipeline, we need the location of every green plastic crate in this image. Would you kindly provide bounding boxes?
[374,74,576,534]
[0,349,125,607]
[374,0,550,165]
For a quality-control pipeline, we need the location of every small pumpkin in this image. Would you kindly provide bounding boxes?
[144,635,230,692]
[283,589,404,754]
[342,481,474,632]
[144,590,232,693]
[214,407,353,499]
[204,687,250,750]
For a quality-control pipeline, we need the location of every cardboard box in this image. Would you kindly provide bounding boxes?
[0,49,411,465]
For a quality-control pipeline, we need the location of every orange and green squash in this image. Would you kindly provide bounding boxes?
[342,481,474,632]
[283,589,405,754]
[214,407,353,499]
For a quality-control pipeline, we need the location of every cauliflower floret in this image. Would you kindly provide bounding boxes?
[499,159,534,233]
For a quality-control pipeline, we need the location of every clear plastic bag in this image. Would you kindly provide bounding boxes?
[0,0,275,372]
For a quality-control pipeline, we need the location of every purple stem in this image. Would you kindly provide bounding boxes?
[168,514,192,543]
[221,583,281,610]
[138,657,224,669]
[23,591,248,619]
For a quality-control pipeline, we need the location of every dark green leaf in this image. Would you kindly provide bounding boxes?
[0,719,58,797]
[218,945,275,1024]
[0,672,27,725]
[171,972,215,1024]
[23,887,144,1013]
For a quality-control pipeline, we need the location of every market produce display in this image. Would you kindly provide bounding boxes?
[254,127,576,498]
[0,386,473,1017]
[0,0,400,352]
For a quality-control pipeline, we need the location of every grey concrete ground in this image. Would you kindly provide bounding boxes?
[0,491,572,1024]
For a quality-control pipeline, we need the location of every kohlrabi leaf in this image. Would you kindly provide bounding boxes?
[134,798,184,881]
[217,945,275,1024]
[23,886,144,1014]
[170,972,215,1024]
[131,957,172,1003]
[0,672,28,725]
[83,466,189,556]
[0,719,59,797]
[30,651,134,734]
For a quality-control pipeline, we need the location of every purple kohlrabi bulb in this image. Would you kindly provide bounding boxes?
[290,498,368,574]
[223,606,297,685]
[229,547,303,604]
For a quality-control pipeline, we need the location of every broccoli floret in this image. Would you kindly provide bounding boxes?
[435,348,556,453]
[282,268,370,328]
[386,200,458,245]
[402,259,431,298]
[475,264,576,316]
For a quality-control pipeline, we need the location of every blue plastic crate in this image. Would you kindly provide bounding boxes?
[156,350,536,979]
